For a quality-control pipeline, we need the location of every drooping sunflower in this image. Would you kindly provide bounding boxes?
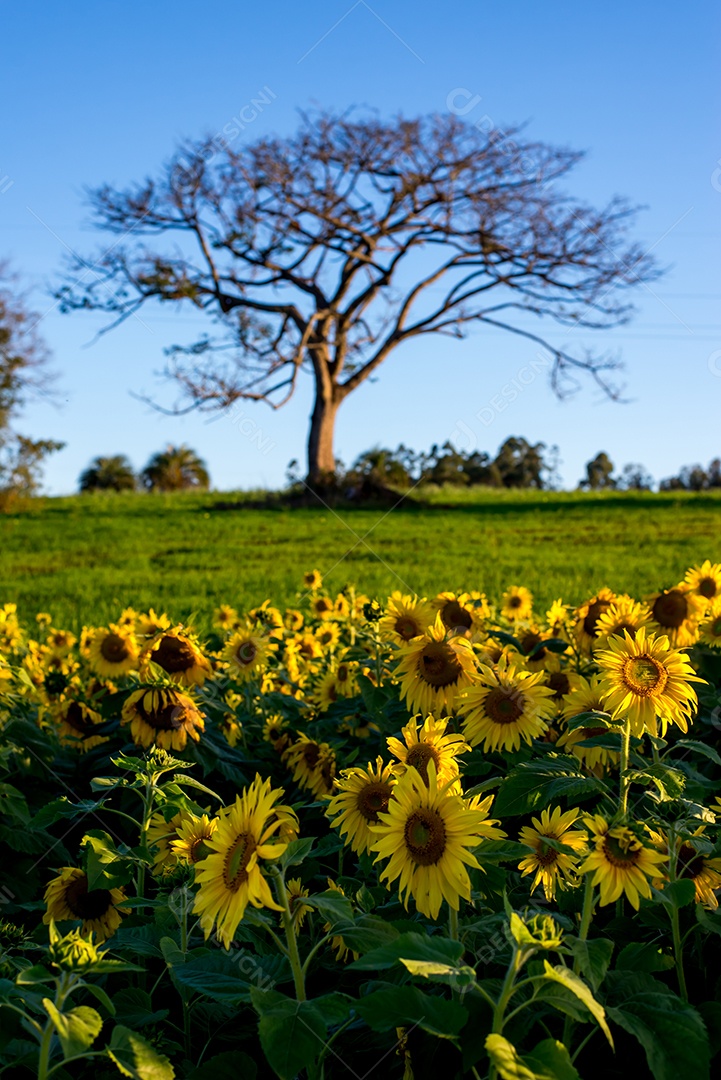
[326,757,396,854]
[285,878,312,930]
[146,810,185,875]
[593,595,652,649]
[222,628,276,683]
[501,586,533,623]
[141,628,213,687]
[87,624,139,678]
[699,598,721,647]
[580,817,667,909]
[684,560,721,605]
[323,878,358,963]
[557,675,618,773]
[43,867,129,942]
[379,592,434,645]
[193,775,299,948]
[55,700,107,752]
[594,627,703,737]
[458,659,556,752]
[518,806,588,900]
[646,586,705,648]
[370,762,499,919]
[573,588,617,654]
[283,734,336,797]
[170,813,217,866]
[121,686,205,750]
[387,715,469,787]
[394,615,479,716]
[676,839,721,909]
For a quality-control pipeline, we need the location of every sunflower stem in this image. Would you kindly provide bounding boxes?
[563,876,595,1049]
[667,830,689,1002]
[619,717,632,817]
[271,867,306,1002]
[448,903,459,941]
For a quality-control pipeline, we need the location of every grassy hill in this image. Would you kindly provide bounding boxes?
[1,488,719,630]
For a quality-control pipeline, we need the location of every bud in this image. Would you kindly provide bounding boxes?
[48,925,101,971]
[363,599,383,622]
[509,911,563,951]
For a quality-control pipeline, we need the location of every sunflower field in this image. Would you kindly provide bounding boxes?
[1,565,721,1079]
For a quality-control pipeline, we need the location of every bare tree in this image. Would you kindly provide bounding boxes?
[56,111,659,486]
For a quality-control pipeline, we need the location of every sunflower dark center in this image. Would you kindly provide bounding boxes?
[535,839,560,866]
[405,742,440,784]
[583,599,611,637]
[395,615,421,641]
[403,808,447,865]
[622,655,667,697]
[100,633,129,663]
[547,672,570,699]
[521,632,546,659]
[712,618,721,637]
[326,682,338,702]
[602,832,641,867]
[484,686,524,725]
[440,600,473,631]
[315,599,332,614]
[64,702,93,735]
[652,590,688,629]
[138,691,189,730]
[64,876,113,920]
[235,641,258,666]
[223,832,256,891]
[699,577,717,599]
[420,643,462,687]
[356,781,392,822]
[302,743,321,768]
[678,842,705,881]
[154,636,197,673]
[508,596,522,609]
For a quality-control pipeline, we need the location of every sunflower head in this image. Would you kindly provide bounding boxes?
[121,686,205,751]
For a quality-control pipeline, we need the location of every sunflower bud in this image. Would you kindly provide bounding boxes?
[363,600,383,622]
[48,926,101,971]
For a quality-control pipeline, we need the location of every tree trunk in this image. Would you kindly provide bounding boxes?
[306,390,339,487]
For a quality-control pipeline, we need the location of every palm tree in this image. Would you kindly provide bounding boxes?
[79,454,136,492]
[141,445,210,492]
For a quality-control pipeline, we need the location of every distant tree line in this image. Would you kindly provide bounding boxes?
[79,445,209,493]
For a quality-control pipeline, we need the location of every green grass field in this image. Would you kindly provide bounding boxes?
[1,488,719,631]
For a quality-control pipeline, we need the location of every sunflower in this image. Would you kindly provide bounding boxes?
[283,734,336,797]
[326,757,396,854]
[557,675,618,773]
[379,592,434,644]
[677,839,721,909]
[285,878,312,930]
[222,628,276,683]
[593,595,652,649]
[315,672,341,710]
[87,624,139,678]
[334,594,351,619]
[334,655,358,695]
[284,608,304,632]
[395,615,479,716]
[46,629,77,659]
[213,605,239,631]
[170,814,217,866]
[387,715,469,787]
[249,600,285,640]
[518,806,588,900]
[193,776,299,948]
[55,700,107,752]
[501,586,533,623]
[370,761,499,919]
[699,598,721,647]
[432,591,482,638]
[542,656,582,711]
[646,586,704,648]
[284,633,323,681]
[580,817,667,909]
[121,686,205,751]
[135,609,172,638]
[573,588,616,654]
[685,560,721,605]
[315,623,341,650]
[141,629,213,687]
[458,659,556,752]
[594,627,702,737]
[516,625,556,669]
[545,599,571,638]
[263,714,291,754]
[43,867,129,942]
[303,569,323,592]
[146,810,185,874]
[310,596,336,621]
[323,879,358,962]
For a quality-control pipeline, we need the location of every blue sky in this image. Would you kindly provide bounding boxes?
[1,0,719,493]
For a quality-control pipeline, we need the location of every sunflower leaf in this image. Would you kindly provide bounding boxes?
[251,988,327,1080]
[485,1034,580,1080]
[400,957,477,991]
[354,982,467,1038]
[107,1024,175,1079]
[303,889,353,926]
[565,710,615,732]
[540,962,613,1047]
[565,937,614,992]
[168,774,222,800]
[348,931,463,970]
[42,999,102,1059]
[604,971,710,1080]
[493,757,605,817]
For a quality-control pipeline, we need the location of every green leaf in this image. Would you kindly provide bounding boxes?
[604,971,710,1080]
[541,962,613,1047]
[566,937,614,993]
[167,953,252,1004]
[16,965,53,985]
[626,763,686,801]
[616,942,674,973]
[169,773,222,800]
[311,992,355,1027]
[83,830,133,890]
[42,1000,102,1059]
[111,989,168,1027]
[188,1052,256,1080]
[333,914,399,953]
[355,983,467,1039]
[278,837,315,870]
[485,1034,580,1080]
[251,988,327,1080]
[400,958,477,991]
[0,783,30,823]
[107,1025,175,1079]
[303,889,353,926]
[671,740,721,766]
[348,931,463,971]
[493,757,604,817]
[84,982,116,1016]
[652,878,696,909]
[565,710,614,732]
